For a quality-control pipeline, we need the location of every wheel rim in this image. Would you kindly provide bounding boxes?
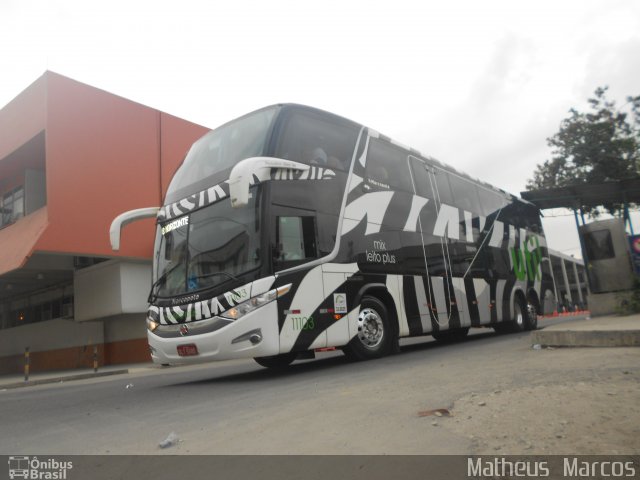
[515,303,524,326]
[527,303,537,328]
[357,307,384,349]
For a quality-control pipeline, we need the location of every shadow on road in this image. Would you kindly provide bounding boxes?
[164,328,520,387]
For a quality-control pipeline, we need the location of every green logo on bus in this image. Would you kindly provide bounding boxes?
[510,235,542,282]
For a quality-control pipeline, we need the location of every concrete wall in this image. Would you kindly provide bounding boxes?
[589,292,631,317]
[102,313,150,366]
[0,318,103,356]
[103,314,147,343]
[74,260,151,321]
[33,72,209,259]
[120,263,153,313]
[0,313,151,373]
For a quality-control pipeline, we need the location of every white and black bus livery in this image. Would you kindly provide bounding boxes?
[111,104,556,368]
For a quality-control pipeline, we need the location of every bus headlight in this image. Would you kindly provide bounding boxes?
[147,317,159,333]
[221,284,291,320]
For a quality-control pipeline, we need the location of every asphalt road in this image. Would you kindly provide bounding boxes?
[1,316,635,455]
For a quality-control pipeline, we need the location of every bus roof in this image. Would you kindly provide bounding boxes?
[244,103,538,211]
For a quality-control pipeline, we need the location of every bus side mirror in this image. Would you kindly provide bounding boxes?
[110,207,160,251]
[228,157,309,208]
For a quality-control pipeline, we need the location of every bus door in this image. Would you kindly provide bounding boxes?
[407,155,457,330]
[272,206,328,352]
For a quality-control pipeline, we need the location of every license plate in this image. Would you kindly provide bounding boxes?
[177,344,199,356]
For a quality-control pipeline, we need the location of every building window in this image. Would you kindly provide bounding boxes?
[0,186,24,227]
[2,294,74,329]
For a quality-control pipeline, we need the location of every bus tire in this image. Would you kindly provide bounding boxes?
[254,352,298,369]
[510,297,527,333]
[524,302,538,331]
[432,327,470,343]
[343,296,394,361]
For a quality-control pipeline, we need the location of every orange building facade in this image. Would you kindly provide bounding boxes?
[0,72,209,373]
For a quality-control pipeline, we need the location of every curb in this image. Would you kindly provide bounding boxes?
[531,330,640,348]
[0,369,129,390]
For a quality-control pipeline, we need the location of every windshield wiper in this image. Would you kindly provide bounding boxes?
[148,263,183,303]
[149,269,242,304]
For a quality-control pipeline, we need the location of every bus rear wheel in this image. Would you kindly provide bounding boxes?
[495,297,533,333]
[511,299,527,332]
[343,296,395,361]
[524,302,538,331]
[254,352,298,369]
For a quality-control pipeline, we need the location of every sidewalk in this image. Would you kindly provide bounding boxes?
[0,361,159,390]
[533,313,640,347]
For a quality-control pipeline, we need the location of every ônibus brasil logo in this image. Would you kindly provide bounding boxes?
[8,456,73,480]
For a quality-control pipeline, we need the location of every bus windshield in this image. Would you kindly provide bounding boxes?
[165,106,278,204]
[153,191,262,298]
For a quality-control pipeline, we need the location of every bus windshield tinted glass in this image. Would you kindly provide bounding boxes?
[273,109,359,172]
[166,107,278,201]
[154,193,261,298]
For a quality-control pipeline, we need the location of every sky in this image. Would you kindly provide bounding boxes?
[1,0,640,258]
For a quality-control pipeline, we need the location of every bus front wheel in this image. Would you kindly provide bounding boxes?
[343,296,395,361]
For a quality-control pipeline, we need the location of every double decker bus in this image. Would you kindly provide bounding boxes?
[110,104,556,368]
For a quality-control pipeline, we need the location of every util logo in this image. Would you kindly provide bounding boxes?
[510,235,542,282]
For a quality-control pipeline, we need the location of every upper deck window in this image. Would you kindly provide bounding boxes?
[273,109,359,172]
[447,173,481,214]
[365,138,412,192]
[166,107,278,203]
[477,186,507,217]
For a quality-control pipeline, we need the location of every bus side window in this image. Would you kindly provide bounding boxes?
[409,157,435,199]
[433,169,454,205]
[477,187,506,218]
[275,216,317,264]
[448,174,481,215]
[365,138,412,192]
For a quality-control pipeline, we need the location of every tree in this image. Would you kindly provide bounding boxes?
[527,87,640,214]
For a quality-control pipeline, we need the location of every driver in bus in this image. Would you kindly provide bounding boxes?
[307,147,327,166]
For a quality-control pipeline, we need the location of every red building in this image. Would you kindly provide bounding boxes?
[0,72,209,373]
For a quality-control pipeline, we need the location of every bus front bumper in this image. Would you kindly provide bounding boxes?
[147,301,280,365]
